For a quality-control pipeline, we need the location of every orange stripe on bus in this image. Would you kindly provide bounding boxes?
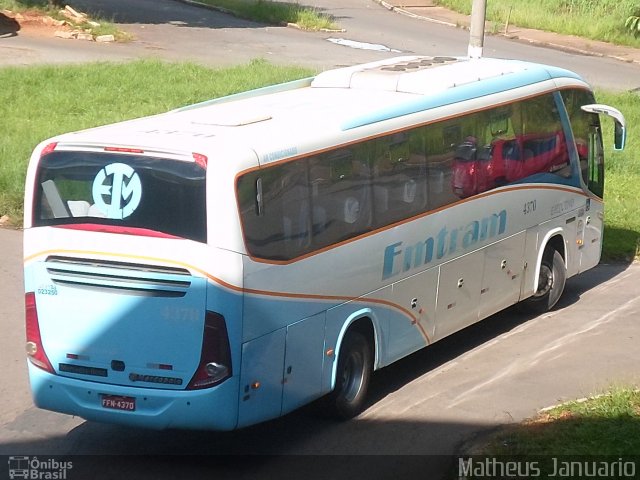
[244,184,587,266]
[25,248,430,343]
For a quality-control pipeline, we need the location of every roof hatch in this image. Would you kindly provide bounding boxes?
[311,56,529,95]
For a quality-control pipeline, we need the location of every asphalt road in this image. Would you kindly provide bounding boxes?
[1,0,640,90]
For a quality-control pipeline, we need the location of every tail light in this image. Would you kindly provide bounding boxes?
[187,312,232,390]
[40,142,58,157]
[25,292,55,374]
[192,153,208,170]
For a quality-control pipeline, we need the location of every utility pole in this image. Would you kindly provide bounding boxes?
[468,0,487,58]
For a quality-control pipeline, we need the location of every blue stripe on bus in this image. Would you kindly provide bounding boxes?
[171,77,315,113]
[341,65,584,131]
[510,172,581,188]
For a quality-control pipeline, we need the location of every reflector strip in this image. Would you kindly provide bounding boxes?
[104,146,145,154]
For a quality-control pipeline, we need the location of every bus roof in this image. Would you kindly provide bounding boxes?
[50,56,587,167]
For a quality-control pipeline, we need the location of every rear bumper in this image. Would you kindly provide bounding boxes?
[28,362,239,431]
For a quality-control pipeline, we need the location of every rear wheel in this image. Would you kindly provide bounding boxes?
[524,248,566,313]
[324,330,372,420]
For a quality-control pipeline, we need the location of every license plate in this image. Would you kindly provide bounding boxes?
[101,395,136,411]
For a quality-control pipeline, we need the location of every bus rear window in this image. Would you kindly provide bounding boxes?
[34,151,207,243]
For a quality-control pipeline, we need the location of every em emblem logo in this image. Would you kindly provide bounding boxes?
[92,163,142,219]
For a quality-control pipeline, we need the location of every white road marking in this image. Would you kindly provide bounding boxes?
[327,38,401,52]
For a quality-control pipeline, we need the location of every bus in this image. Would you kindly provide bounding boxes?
[23,56,626,430]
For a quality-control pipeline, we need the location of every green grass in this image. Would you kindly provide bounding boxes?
[476,386,640,456]
[194,0,339,31]
[598,90,640,261]
[434,0,640,48]
[0,63,638,261]
[0,60,313,222]
[0,0,129,41]
[455,387,640,479]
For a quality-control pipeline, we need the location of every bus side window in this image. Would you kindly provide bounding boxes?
[309,148,372,247]
[493,94,571,184]
[372,132,427,228]
[281,161,312,256]
[490,105,521,184]
[238,163,311,260]
[561,89,604,198]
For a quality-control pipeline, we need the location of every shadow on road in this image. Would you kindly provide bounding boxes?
[0,264,633,479]
[2,416,640,479]
[0,13,20,38]
[60,0,310,30]
[1,429,462,479]
[366,261,630,407]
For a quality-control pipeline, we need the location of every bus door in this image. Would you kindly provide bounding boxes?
[561,90,607,273]
[578,101,626,273]
[579,122,605,272]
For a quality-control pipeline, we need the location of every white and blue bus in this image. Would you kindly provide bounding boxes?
[24,56,626,430]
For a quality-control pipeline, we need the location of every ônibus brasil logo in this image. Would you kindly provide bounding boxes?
[92,163,142,219]
[8,456,72,479]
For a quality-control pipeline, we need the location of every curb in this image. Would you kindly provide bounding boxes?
[372,0,640,66]
[376,0,458,28]
[500,35,640,66]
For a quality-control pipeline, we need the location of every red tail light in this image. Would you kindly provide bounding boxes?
[187,312,232,390]
[192,153,208,170]
[40,142,58,157]
[25,293,55,374]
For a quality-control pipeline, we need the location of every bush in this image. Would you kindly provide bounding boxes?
[626,14,640,37]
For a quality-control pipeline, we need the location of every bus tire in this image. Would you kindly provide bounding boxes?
[524,248,566,313]
[324,330,372,420]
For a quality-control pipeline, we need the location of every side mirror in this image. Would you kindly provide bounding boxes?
[614,121,625,151]
[581,104,626,151]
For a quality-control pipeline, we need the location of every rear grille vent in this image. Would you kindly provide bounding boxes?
[45,256,192,297]
[46,256,190,275]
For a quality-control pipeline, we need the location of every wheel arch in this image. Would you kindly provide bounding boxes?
[533,229,567,293]
[330,309,378,391]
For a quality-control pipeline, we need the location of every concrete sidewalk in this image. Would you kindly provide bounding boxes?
[375,0,640,66]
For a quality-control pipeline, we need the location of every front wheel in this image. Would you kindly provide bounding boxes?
[523,248,566,314]
[323,330,372,420]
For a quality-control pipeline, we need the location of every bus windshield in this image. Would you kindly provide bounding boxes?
[34,151,207,242]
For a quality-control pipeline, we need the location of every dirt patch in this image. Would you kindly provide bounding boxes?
[1,9,69,37]
[0,7,117,42]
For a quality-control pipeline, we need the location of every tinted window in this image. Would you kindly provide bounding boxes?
[35,152,207,242]
[561,89,604,197]
[451,95,571,198]
[372,132,428,227]
[237,160,311,260]
[238,92,573,260]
